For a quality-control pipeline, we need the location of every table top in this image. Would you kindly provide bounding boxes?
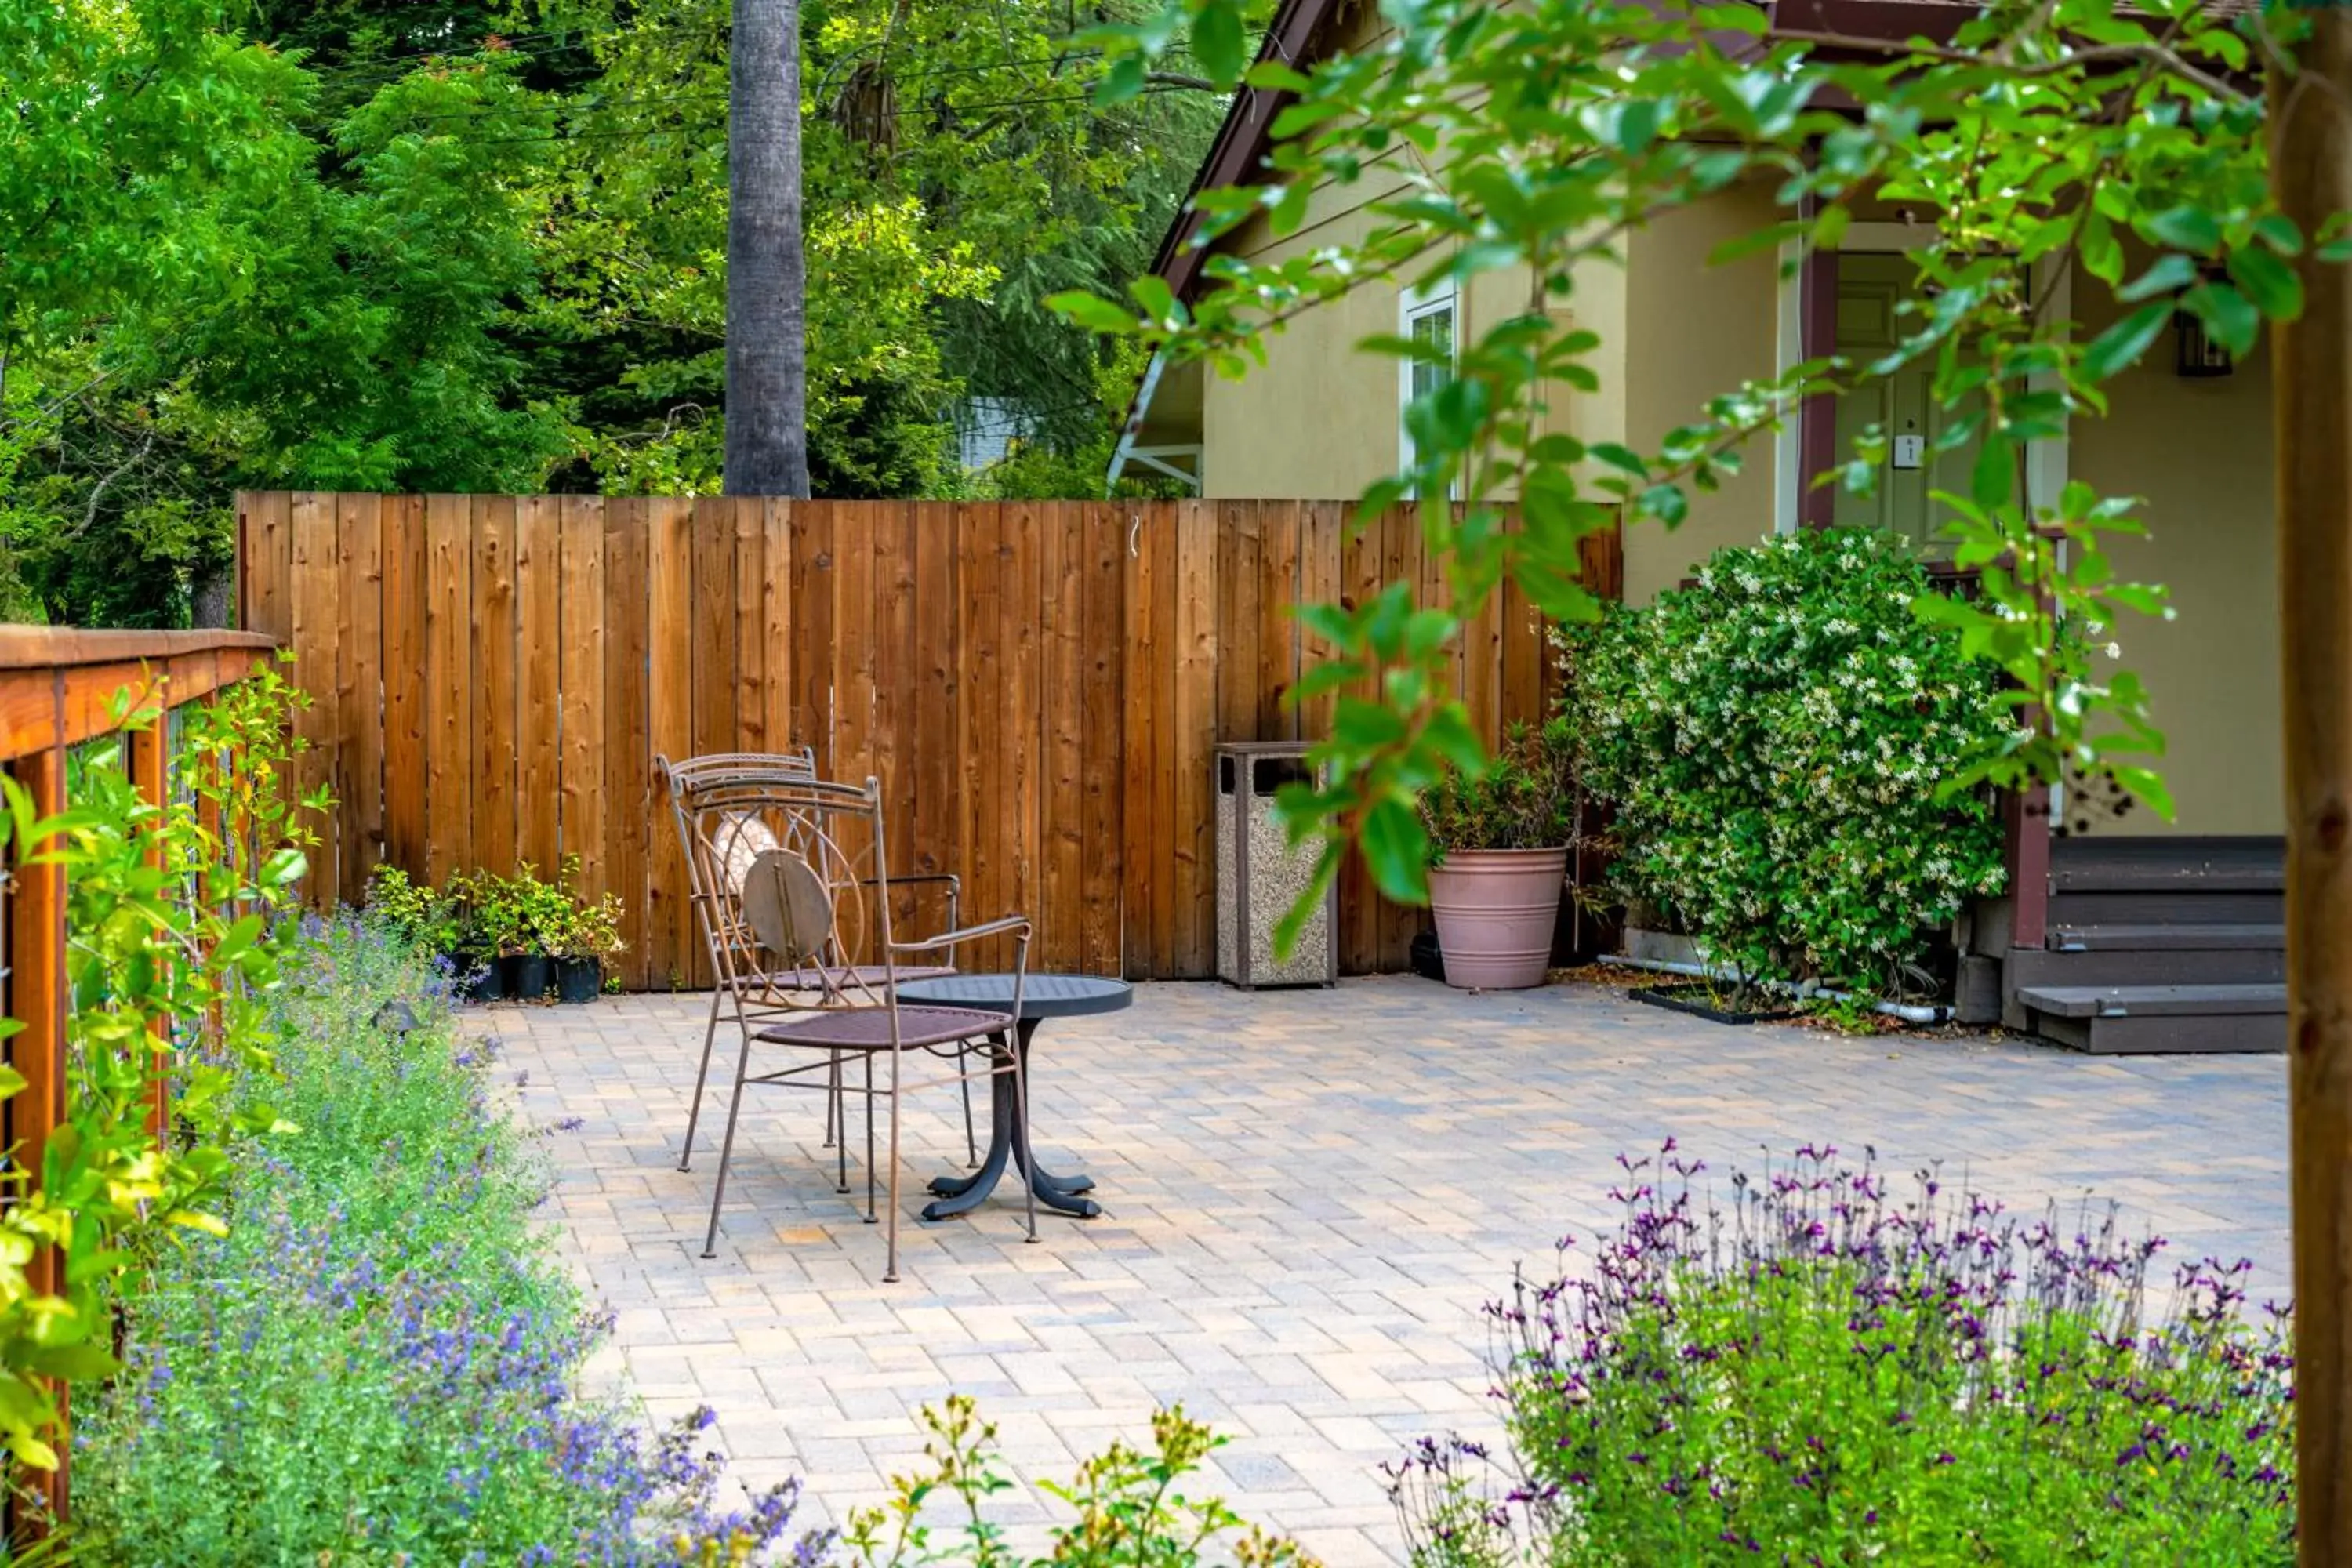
[896,973,1133,1019]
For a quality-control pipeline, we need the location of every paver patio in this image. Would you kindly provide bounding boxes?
[482,975,2290,1565]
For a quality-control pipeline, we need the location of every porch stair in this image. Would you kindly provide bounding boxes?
[2009,837,2285,1054]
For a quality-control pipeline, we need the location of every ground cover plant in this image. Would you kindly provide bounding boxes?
[1563,529,2011,993]
[74,912,815,1565]
[1392,1143,2294,1564]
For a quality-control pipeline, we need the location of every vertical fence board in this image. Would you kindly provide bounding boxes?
[289,494,340,897]
[245,493,1612,985]
[912,501,957,891]
[648,497,694,989]
[1120,504,1157,978]
[470,495,519,878]
[1080,503,1126,975]
[734,500,770,757]
[561,498,607,901]
[1258,499,1301,740]
[1040,506,1084,971]
[241,489,292,641]
[1173,500,1219,976]
[423,495,471,885]
[793,503,837,775]
[517,496,563,878]
[383,495,427,878]
[603,498,652,989]
[761,500,796,757]
[871,502,920,936]
[337,493,385,902]
[1218,500,1262,748]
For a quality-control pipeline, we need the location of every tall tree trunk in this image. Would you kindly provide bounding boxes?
[2274,22,2352,1563]
[724,0,811,498]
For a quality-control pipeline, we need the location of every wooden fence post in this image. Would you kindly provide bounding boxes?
[6,740,67,1528]
[2274,20,2352,1562]
[127,715,171,1139]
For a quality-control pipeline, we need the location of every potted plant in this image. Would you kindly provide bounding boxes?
[1419,719,1574,990]
[440,870,509,1002]
[500,864,572,1002]
[548,855,624,1003]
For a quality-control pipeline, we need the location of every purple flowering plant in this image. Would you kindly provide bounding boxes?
[77,911,822,1565]
[1392,1143,2294,1564]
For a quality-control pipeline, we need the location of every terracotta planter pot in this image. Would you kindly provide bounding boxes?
[1428,847,1568,990]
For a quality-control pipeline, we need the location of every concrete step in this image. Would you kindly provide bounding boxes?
[2019,982,2285,1056]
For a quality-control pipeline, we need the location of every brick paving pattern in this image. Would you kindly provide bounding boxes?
[482,977,2288,1564]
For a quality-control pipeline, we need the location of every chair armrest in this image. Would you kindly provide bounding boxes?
[889,914,1030,952]
[859,871,961,895]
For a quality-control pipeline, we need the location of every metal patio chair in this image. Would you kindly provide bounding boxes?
[694,774,1034,1279]
[661,752,977,1172]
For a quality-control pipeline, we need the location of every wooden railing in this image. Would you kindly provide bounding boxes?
[0,626,275,1527]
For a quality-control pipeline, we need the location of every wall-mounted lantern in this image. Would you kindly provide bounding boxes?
[2175,274,2235,379]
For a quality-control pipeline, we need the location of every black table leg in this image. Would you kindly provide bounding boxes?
[924,1022,1098,1220]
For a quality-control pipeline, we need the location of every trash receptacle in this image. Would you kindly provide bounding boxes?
[1215,741,1337,989]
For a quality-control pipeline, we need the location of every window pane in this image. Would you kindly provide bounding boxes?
[1409,307,1454,407]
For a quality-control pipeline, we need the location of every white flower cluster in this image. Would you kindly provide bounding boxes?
[1561,528,2011,989]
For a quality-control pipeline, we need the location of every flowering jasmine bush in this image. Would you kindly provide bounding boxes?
[1563,529,2011,991]
[76,913,818,1566]
[1392,1145,2294,1565]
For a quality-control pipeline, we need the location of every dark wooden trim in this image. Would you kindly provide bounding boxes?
[2006,783,2052,951]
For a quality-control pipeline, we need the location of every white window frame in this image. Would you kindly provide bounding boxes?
[1399,278,1460,492]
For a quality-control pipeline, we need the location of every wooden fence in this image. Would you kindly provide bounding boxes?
[0,626,277,1527]
[237,494,1619,987]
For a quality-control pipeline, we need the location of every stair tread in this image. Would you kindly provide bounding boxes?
[2046,923,2285,952]
[2048,837,2283,894]
[2018,982,2288,1018]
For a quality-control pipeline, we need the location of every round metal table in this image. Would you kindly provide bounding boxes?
[895,973,1131,1221]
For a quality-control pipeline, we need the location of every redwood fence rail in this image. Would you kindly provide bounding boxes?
[237,494,1619,987]
[0,626,277,1527]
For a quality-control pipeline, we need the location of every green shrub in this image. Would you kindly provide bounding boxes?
[74,915,809,1564]
[1394,1145,2294,1566]
[1562,528,2010,990]
[1417,720,1576,855]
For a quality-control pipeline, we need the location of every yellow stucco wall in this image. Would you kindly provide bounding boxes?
[2070,269,2281,837]
[1619,188,1784,604]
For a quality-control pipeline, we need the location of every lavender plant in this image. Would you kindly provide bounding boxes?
[75,912,820,1566]
[1394,1144,2294,1565]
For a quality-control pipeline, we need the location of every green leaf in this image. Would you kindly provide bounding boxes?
[2144,205,2222,254]
[1048,291,1140,335]
[1638,483,1688,526]
[1360,797,1430,904]
[2227,247,2303,322]
[2078,302,2171,382]
[2117,254,2198,303]
[1189,2,1249,89]
[1588,444,1650,478]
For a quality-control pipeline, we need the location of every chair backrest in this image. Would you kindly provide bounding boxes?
[659,757,896,1005]
[739,848,836,966]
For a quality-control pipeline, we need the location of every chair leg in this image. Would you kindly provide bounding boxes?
[680,982,727,1173]
[823,1048,837,1149]
[836,1053,851,1194]
[863,1051,879,1224]
[885,1048,904,1283]
[699,1025,759,1260]
[1009,1033,1038,1246]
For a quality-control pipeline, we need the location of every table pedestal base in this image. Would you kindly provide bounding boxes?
[924,1022,1098,1221]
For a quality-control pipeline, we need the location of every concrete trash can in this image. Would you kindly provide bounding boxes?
[1215,742,1337,989]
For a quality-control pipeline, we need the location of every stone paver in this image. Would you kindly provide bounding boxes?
[482,978,2288,1564]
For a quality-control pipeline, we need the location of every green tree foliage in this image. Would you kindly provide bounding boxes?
[1065,0,2324,927]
